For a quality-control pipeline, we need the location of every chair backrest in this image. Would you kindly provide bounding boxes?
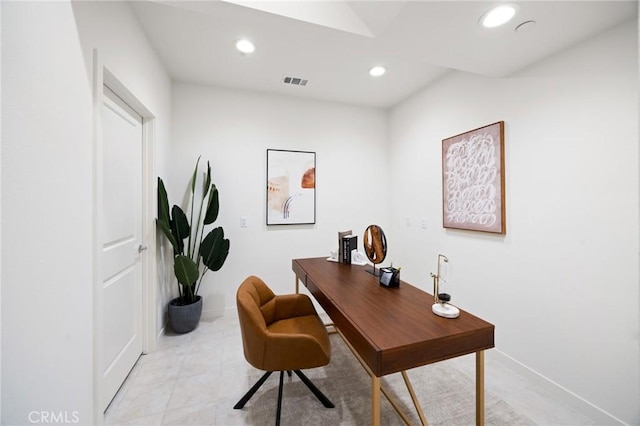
[236,275,277,369]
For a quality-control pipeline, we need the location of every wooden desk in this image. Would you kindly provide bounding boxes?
[292,257,495,426]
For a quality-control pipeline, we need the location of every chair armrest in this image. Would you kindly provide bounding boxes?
[273,294,317,321]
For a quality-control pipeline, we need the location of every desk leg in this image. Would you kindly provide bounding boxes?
[294,276,299,294]
[372,376,381,426]
[476,351,485,426]
[401,371,428,426]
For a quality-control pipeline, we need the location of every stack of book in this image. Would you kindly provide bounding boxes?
[338,230,358,264]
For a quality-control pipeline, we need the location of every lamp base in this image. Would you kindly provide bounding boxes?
[432,303,460,319]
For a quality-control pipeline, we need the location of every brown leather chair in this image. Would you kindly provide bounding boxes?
[234,275,334,425]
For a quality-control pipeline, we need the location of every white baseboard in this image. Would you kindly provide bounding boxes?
[158,307,235,339]
[201,305,236,321]
[491,349,627,426]
[157,323,166,340]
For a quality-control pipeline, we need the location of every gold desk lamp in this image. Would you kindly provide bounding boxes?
[430,254,460,319]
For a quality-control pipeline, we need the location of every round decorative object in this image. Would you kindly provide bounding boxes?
[363,225,387,265]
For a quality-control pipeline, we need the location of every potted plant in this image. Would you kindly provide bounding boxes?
[157,157,230,333]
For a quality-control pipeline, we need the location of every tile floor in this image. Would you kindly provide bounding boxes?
[104,310,595,426]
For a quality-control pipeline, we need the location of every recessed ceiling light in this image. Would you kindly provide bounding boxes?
[236,39,255,54]
[480,5,516,28]
[369,66,386,77]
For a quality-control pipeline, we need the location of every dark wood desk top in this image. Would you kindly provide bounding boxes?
[293,257,494,377]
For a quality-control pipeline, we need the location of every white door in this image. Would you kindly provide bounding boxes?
[101,85,144,410]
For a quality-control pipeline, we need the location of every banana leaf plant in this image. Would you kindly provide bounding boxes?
[157,157,230,305]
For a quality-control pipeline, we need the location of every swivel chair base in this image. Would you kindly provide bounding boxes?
[234,370,334,425]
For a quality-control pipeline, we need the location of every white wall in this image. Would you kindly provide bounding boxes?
[170,83,390,315]
[388,20,639,425]
[1,1,172,423]
[71,1,173,338]
[1,1,4,420]
[1,2,94,424]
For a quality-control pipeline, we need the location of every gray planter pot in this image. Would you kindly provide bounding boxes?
[168,295,203,334]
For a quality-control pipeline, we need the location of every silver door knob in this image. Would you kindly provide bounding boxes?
[138,244,148,253]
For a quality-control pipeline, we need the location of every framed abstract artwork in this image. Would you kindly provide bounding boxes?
[266,149,316,225]
[441,121,505,234]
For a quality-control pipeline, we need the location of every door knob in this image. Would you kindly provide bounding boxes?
[138,244,148,253]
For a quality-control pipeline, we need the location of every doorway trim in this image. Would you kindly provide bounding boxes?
[91,50,157,424]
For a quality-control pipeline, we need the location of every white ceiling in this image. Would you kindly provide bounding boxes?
[131,0,637,108]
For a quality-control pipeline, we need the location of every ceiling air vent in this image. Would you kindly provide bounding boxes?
[282,76,309,87]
